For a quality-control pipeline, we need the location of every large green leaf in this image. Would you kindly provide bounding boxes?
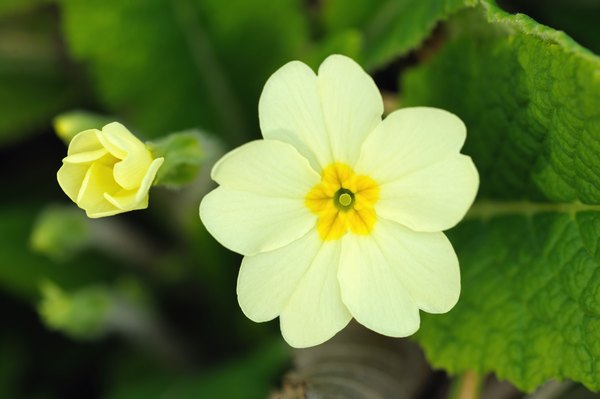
[57,0,308,143]
[401,0,600,391]
[322,0,477,70]
[500,0,600,56]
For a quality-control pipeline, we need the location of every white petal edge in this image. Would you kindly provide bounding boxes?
[279,235,351,348]
[377,154,479,232]
[356,107,468,185]
[317,54,383,167]
[259,60,332,172]
[370,219,460,314]
[199,186,315,256]
[237,229,322,322]
[211,140,320,198]
[338,231,421,337]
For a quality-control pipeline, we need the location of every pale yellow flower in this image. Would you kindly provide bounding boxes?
[200,55,479,347]
[57,122,164,218]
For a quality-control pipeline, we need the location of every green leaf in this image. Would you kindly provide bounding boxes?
[57,0,309,143]
[401,0,600,391]
[421,212,600,392]
[502,0,600,56]
[322,0,477,69]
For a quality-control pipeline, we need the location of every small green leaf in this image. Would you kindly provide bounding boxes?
[401,0,600,391]
[147,130,205,188]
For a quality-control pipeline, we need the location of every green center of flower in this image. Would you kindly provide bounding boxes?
[334,188,355,211]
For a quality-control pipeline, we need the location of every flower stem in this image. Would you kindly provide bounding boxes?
[449,371,483,399]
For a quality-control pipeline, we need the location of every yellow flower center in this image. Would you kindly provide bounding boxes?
[305,163,379,241]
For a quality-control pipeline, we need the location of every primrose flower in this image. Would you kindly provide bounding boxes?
[200,55,479,348]
[57,122,164,218]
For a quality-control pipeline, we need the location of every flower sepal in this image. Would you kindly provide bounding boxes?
[146,130,205,189]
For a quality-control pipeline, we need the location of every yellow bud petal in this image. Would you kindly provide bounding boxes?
[67,129,103,155]
[57,122,163,218]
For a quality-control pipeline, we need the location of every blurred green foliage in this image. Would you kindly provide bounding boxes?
[323,0,478,69]
[57,0,309,143]
[1,0,600,397]
[30,205,91,261]
[39,281,112,340]
[0,2,78,144]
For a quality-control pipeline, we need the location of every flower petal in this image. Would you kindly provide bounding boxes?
[259,60,332,171]
[317,54,383,167]
[112,150,153,191]
[136,157,164,202]
[237,229,321,322]
[356,107,468,184]
[63,149,109,164]
[377,155,478,232]
[100,122,146,156]
[338,231,421,337]
[57,163,89,202]
[375,219,460,314]
[67,129,103,155]
[76,163,121,218]
[199,187,315,256]
[104,157,163,210]
[95,122,154,190]
[104,190,147,211]
[279,236,351,348]
[212,140,320,198]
